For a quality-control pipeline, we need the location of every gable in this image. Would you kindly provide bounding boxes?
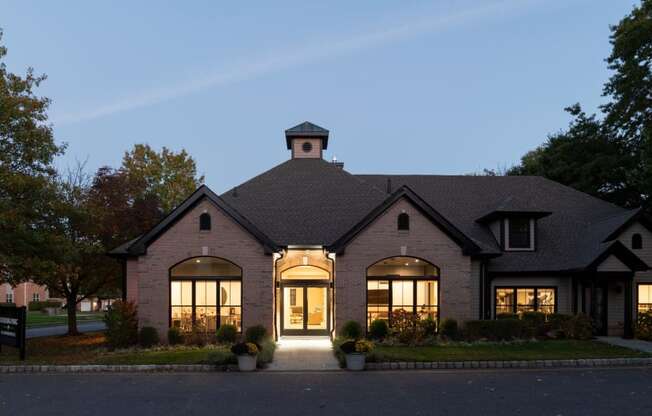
[616,221,652,266]
[329,188,481,256]
[596,255,630,272]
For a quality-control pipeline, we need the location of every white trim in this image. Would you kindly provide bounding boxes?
[504,218,535,251]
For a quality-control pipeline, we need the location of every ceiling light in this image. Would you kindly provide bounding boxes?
[196,259,201,263]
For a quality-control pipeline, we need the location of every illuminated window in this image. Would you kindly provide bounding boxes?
[638,284,652,314]
[494,287,556,316]
[170,257,242,332]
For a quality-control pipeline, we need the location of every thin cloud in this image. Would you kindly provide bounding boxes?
[53,0,545,125]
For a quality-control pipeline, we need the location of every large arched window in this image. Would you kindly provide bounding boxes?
[170,257,242,333]
[199,213,211,231]
[632,233,643,250]
[397,213,410,231]
[366,256,439,328]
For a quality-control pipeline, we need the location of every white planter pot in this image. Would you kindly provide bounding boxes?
[345,353,366,371]
[237,354,257,372]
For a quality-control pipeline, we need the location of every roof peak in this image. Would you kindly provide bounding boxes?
[285,121,329,136]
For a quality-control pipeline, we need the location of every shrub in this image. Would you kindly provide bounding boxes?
[339,339,373,354]
[419,317,438,338]
[546,313,573,338]
[28,300,62,312]
[137,326,159,348]
[496,313,518,320]
[256,338,277,366]
[103,300,138,350]
[368,319,389,340]
[463,319,529,341]
[168,327,184,345]
[216,324,238,344]
[0,303,16,308]
[231,342,259,356]
[562,314,593,340]
[245,325,267,344]
[439,318,459,340]
[520,311,547,337]
[636,311,652,341]
[390,309,422,344]
[339,320,363,340]
[185,325,208,347]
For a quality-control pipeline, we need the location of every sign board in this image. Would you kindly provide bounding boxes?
[0,305,26,360]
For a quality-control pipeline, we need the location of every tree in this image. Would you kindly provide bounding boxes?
[0,29,64,284]
[121,144,204,213]
[33,164,117,335]
[508,105,638,207]
[602,0,652,208]
[508,1,652,210]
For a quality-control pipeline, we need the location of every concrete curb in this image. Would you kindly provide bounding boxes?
[0,364,238,373]
[365,357,652,371]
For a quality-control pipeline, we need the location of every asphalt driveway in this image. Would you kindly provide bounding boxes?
[1,367,651,416]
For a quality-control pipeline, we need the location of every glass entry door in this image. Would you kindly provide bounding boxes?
[282,285,329,335]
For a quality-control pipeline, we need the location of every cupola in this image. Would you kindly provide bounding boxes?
[285,121,329,159]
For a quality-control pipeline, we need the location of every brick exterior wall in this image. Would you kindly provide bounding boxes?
[126,198,273,339]
[335,198,473,331]
[0,282,50,307]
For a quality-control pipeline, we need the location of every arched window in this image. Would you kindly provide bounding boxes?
[632,233,643,250]
[199,213,211,231]
[170,257,242,333]
[397,213,410,231]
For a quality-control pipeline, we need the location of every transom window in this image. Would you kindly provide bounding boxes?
[366,257,439,328]
[495,287,556,316]
[170,257,242,332]
[632,233,643,250]
[638,284,652,314]
[505,218,533,250]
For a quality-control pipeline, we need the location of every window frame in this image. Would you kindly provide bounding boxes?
[397,213,410,231]
[632,233,643,250]
[199,213,211,231]
[637,283,652,316]
[6,292,13,304]
[32,293,40,302]
[504,218,535,251]
[366,276,440,329]
[493,286,557,317]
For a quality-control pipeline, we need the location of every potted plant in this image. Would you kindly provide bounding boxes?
[339,339,373,371]
[231,342,260,372]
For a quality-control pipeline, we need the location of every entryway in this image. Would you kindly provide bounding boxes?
[281,284,329,336]
[266,336,340,371]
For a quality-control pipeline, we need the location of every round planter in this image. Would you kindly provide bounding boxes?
[237,354,257,372]
[345,353,366,371]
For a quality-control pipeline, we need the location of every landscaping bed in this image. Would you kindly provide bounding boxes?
[367,340,651,363]
[0,332,275,367]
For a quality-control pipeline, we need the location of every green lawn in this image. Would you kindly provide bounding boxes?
[368,340,651,362]
[26,312,104,328]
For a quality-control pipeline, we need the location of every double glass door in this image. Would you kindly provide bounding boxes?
[282,284,328,335]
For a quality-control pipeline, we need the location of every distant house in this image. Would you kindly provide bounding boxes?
[110,122,652,340]
[0,282,51,307]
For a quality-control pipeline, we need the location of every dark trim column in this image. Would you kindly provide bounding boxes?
[624,276,634,339]
[121,259,127,302]
[571,276,578,315]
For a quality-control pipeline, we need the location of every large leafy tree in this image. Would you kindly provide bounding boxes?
[0,29,64,283]
[121,144,204,213]
[508,1,652,210]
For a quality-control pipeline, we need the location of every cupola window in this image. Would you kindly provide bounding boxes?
[632,233,643,250]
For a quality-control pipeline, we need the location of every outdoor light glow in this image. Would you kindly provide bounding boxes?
[195,259,201,263]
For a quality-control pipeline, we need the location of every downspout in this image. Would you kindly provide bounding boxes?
[326,250,336,340]
[273,251,284,341]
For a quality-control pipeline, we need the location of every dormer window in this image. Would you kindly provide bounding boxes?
[505,218,534,251]
[398,213,410,231]
[199,213,211,231]
[632,233,643,250]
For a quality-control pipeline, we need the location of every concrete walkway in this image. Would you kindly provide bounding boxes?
[596,336,652,353]
[26,322,106,338]
[267,337,340,371]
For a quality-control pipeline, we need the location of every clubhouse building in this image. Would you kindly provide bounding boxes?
[110,122,652,340]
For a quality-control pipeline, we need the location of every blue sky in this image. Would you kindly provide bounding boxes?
[1,0,638,191]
